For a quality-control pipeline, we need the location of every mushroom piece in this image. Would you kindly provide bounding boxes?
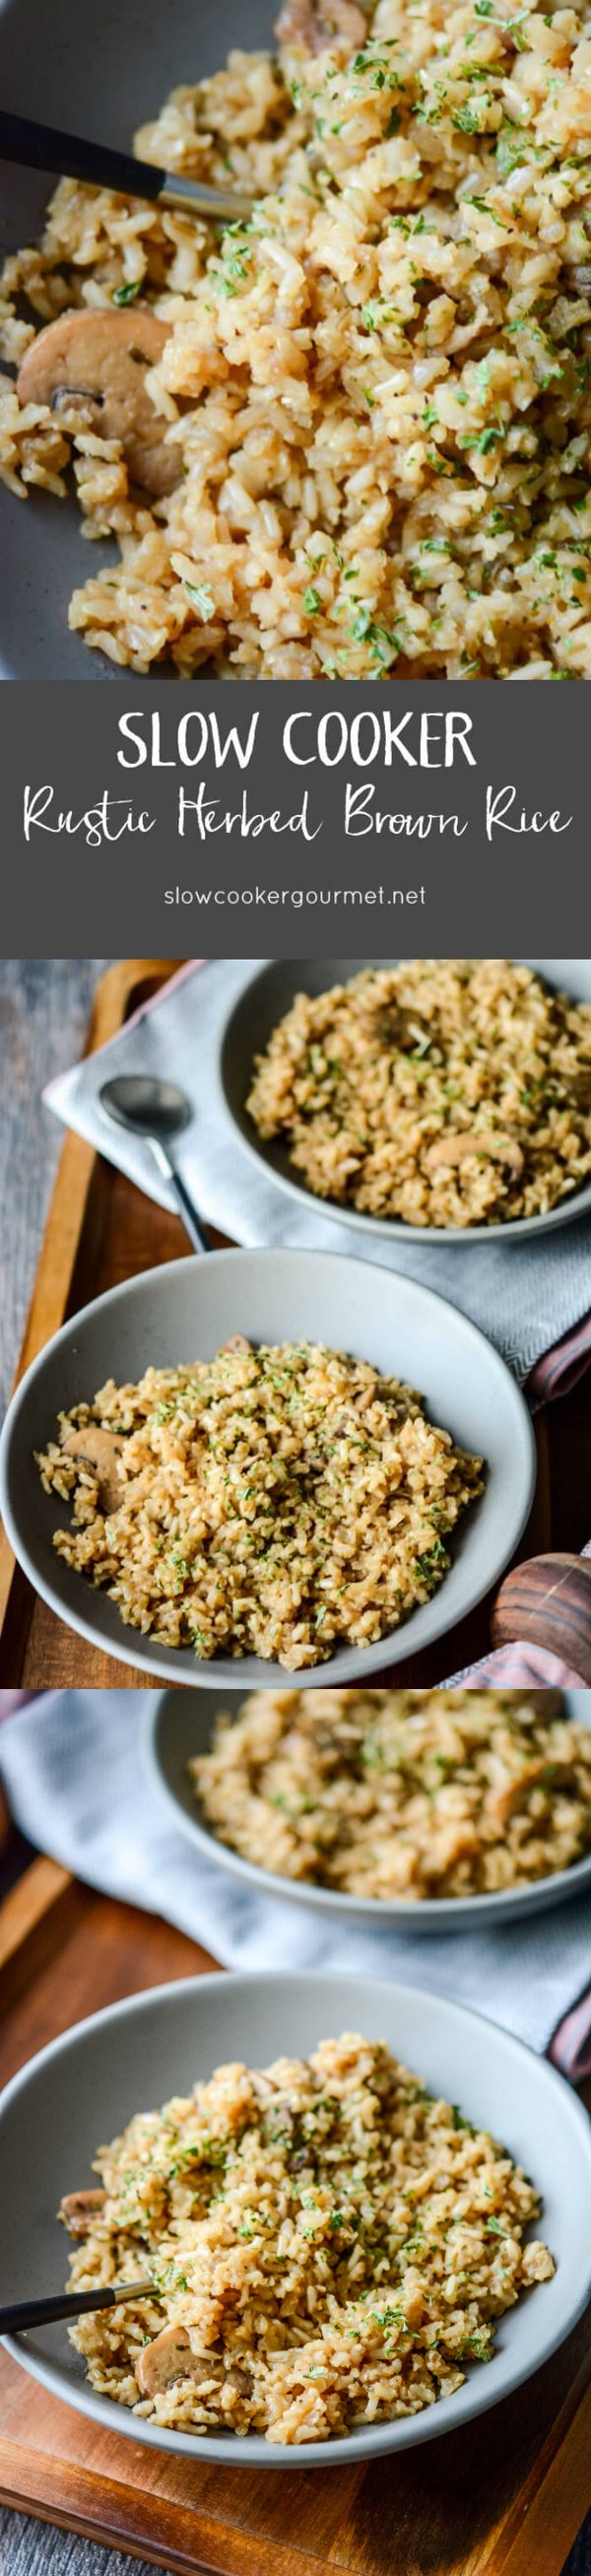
[367,1004,433,1054]
[221,1334,253,1356]
[491,1758,578,1830]
[490,1761,550,1829]
[135,2324,193,2398]
[60,1426,125,1516]
[17,309,178,499]
[59,2190,107,2238]
[424,1131,524,1180]
[135,2330,249,2402]
[275,0,366,50]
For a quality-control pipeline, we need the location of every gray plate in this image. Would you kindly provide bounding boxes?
[1,1968,590,2467]
[144,1685,591,1933]
[0,0,274,679]
[211,957,591,1245]
[0,1246,535,1687]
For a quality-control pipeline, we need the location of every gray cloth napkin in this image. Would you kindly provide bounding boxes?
[1,1689,590,2059]
[44,961,591,1386]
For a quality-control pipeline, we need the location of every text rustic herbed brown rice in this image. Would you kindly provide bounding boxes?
[35,1336,484,1667]
[247,960,591,1226]
[1,0,591,676]
[62,2032,555,2443]
[192,1685,591,1898]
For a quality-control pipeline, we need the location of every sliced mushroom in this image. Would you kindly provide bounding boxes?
[368,1004,432,1054]
[135,2324,193,2397]
[135,2332,248,2402]
[493,1756,579,1830]
[221,1334,253,1357]
[490,1761,549,1829]
[60,1426,125,1515]
[275,0,366,51]
[59,2189,107,2238]
[425,1130,524,1180]
[17,309,178,499]
[294,1716,337,1750]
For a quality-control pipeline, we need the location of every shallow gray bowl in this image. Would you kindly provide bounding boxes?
[213,957,591,1246]
[1,1968,590,2467]
[0,1247,535,1688]
[145,1685,591,1934]
[0,0,275,679]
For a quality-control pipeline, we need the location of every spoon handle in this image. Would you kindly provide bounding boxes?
[169,1167,212,1256]
[0,2279,155,2334]
[148,1138,211,1255]
[0,110,254,221]
[0,108,165,200]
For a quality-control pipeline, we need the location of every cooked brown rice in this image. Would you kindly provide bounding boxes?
[34,1336,484,1668]
[2,0,591,677]
[62,2030,554,2443]
[246,960,591,1227]
[192,1685,591,1897]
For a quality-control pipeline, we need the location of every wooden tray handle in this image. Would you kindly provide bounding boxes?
[491,1554,591,1683]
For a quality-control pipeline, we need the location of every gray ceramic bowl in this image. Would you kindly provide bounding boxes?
[1,1968,590,2467]
[144,1685,591,1935]
[0,0,274,679]
[212,957,591,1245]
[0,1247,535,1687]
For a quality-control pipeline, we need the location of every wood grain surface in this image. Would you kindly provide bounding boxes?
[3,957,591,1689]
[0,1867,589,2576]
[0,963,110,1421]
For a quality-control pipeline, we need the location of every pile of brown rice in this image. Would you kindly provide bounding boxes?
[34,1336,484,1668]
[192,1684,591,1897]
[246,960,591,1227]
[2,0,591,677]
[62,2030,554,2443]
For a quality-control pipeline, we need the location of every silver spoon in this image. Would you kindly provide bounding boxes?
[98,1074,211,1256]
[0,2277,159,2334]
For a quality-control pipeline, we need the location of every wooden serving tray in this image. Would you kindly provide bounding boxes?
[0,1861,590,2576]
[1,956,591,1688]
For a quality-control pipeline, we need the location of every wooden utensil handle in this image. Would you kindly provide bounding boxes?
[492,1553,591,1682]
